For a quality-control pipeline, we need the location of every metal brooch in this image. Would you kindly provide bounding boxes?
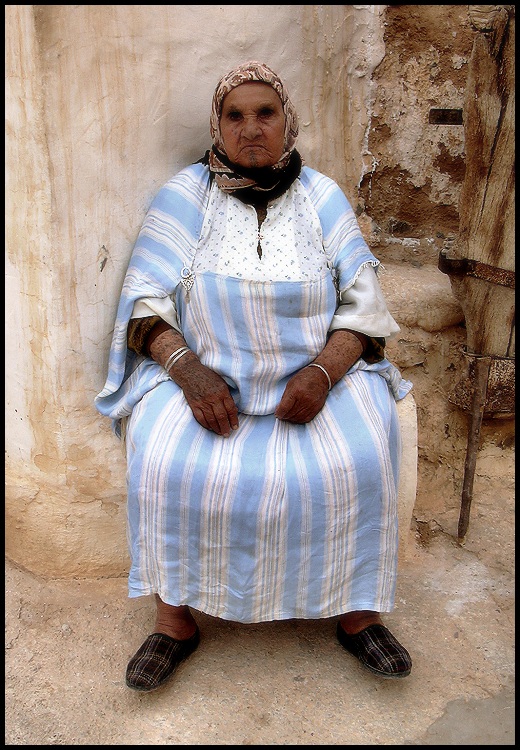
[180,266,195,293]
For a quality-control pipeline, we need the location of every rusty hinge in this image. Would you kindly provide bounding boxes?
[438,250,515,289]
[448,350,515,416]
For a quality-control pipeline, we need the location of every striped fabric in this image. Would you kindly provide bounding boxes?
[95,162,413,623]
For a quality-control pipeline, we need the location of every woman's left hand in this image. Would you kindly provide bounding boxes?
[274,367,329,424]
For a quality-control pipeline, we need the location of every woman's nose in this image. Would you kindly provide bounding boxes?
[242,117,262,139]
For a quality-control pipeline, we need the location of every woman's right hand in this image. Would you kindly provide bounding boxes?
[171,355,239,437]
[148,327,239,437]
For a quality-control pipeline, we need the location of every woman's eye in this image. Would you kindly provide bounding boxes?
[259,108,274,118]
[227,111,242,121]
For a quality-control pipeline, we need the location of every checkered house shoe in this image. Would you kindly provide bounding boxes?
[336,622,412,678]
[125,629,200,692]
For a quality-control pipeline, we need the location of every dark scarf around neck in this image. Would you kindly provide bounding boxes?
[198,148,303,206]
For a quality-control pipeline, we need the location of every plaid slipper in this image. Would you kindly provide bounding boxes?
[125,628,200,692]
[336,622,412,678]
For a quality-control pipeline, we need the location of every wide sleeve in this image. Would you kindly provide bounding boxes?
[299,167,413,388]
[299,167,380,287]
[131,297,181,328]
[329,265,400,338]
[94,163,210,422]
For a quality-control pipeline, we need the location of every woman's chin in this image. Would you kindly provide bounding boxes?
[235,150,276,169]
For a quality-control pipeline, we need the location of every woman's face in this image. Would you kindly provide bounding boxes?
[219,82,286,169]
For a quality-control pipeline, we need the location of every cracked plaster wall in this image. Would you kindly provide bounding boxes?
[5,4,387,576]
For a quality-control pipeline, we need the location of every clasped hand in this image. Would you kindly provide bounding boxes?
[178,361,329,436]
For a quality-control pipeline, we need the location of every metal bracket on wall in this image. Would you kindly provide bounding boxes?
[438,250,515,289]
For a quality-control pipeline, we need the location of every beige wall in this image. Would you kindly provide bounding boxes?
[6,5,388,576]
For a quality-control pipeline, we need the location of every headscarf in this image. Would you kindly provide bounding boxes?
[206,61,302,201]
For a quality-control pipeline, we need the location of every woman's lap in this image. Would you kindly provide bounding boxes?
[124,371,400,621]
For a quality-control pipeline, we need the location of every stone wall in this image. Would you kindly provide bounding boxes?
[359,4,514,528]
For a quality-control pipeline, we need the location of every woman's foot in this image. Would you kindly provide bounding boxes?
[337,610,412,679]
[125,597,200,692]
[125,629,200,692]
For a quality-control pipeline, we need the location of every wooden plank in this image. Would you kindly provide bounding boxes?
[449,6,515,359]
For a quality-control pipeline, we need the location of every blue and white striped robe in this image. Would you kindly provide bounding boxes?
[95,163,412,622]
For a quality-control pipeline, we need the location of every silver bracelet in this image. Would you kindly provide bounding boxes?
[307,362,332,391]
[164,346,190,373]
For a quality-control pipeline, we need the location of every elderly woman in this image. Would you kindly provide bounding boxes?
[95,61,413,692]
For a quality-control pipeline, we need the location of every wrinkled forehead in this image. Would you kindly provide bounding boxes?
[220,82,283,113]
[213,63,286,116]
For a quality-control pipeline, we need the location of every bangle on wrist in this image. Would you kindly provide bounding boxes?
[164,346,190,372]
[307,362,332,391]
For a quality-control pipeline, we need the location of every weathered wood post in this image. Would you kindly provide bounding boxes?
[438,4,515,541]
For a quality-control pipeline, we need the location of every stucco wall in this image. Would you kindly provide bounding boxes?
[8,5,513,578]
[6,4,388,576]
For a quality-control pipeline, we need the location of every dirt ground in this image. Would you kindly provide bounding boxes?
[5,456,514,746]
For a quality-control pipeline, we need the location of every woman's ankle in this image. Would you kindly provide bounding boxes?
[339,610,383,635]
[154,596,198,640]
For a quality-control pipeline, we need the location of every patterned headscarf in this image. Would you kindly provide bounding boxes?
[208,61,300,195]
